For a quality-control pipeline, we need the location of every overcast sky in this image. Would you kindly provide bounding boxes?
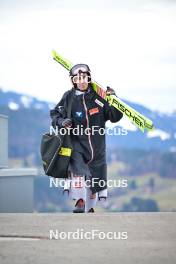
[0,0,176,113]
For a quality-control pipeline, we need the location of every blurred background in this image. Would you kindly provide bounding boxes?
[0,0,176,212]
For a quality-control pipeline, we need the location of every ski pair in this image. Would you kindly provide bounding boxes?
[51,50,154,132]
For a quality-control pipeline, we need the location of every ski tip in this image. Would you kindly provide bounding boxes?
[51,50,57,58]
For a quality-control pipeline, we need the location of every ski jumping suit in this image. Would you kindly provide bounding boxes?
[50,84,123,211]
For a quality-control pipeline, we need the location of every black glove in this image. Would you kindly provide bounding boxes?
[106,86,116,96]
[62,118,72,128]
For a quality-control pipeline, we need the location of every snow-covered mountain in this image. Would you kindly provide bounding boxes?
[0,88,55,111]
[0,87,176,152]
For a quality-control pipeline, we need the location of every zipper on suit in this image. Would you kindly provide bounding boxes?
[82,94,94,164]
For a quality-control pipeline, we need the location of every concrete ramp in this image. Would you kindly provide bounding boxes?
[0,213,176,264]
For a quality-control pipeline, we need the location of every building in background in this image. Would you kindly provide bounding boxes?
[0,114,37,213]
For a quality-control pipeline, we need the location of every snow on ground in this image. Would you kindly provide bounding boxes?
[147,129,170,141]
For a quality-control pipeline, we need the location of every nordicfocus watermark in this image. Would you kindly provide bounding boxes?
[49,178,128,189]
[50,125,128,136]
[70,73,91,84]
[49,229,128,240]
